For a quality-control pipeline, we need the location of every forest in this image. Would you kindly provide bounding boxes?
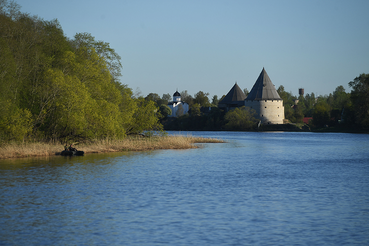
[0,1,162,143]
[1,0,368,145]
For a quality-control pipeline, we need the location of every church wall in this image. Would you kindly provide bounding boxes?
[168,102,189,117]
[245,100,284,124]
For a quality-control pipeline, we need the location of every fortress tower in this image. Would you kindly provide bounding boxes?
[244,68,285,124]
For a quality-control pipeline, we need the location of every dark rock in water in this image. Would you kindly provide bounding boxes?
[61,150,84,156]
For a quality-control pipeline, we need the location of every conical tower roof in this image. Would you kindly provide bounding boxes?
[219,83,246,104]
[246,68,281,100]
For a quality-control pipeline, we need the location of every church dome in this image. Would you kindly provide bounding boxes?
[173,91,181,97]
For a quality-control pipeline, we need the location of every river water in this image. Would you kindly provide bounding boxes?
[1,131,369,245]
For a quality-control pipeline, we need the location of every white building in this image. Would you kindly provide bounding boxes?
[244,68,285,124]
[168,91,189,117]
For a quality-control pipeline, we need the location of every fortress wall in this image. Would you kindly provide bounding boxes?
[245,100,285,124]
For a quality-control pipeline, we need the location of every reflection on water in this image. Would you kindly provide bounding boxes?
[1,132,369,245]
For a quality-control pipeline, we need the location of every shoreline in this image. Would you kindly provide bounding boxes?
[0,135,225,160]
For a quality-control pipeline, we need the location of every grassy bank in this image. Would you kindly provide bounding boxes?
[0,135,225,159]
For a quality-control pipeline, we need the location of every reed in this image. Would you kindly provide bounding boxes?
[0,135,225,159]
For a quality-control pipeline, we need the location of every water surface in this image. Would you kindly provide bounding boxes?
[1,132,368,245]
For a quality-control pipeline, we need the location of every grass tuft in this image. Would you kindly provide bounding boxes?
[0,135,225,159]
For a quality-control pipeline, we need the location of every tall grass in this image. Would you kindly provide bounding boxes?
[0,135,225,159]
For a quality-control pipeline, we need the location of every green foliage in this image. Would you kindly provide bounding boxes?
[349,73,369,129]
[190,103,201,117]
[162,93,171,103]
[159,104,172,118]
[0,101,33,142]
[194,91,211,107]
[278,85,297,121]
[312,102,330,128]
[125,98,163,135]
[211,95,219,106]
[224,106,258,130]
[0,3,163,142]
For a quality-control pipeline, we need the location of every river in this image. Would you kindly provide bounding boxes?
[1,131,369,245]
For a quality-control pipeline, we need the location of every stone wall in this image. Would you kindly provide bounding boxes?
[245,100,285,124]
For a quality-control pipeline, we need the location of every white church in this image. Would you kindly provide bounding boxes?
[167,91,189,117]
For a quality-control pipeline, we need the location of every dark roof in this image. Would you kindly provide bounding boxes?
[219,83,246,104]
[173,91,180,97]
[246,68,282,100]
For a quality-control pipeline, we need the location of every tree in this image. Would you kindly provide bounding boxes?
[162,93,171,103]
[278,85,297,121]
[124,98,162,135]
[194,91,211,107]
[180,90,194,107]
[312,102,330,128]
[71,32,122,83]
[159,104,171,118]
[349,73,369,128]
[224,106,258,130]
[190,103,201,117]
[211,95,219,106]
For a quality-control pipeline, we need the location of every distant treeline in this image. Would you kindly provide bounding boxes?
[0,1,162,143]
[146,77,369,132]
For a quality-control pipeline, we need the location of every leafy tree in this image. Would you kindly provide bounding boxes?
[71,32,122,83]
[162,93,171,103]
[159,104,171,118]
[303,93,316,117]
[211,95,219,106]
[312,102,330,128]
[190,103,201,117]
[277,85,296,121]
[180,90,194,107]
[194,91,211,107]
[224,106,258,130]
[125,98,162,135]
[349,73,369,128]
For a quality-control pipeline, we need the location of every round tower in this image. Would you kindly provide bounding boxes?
[244,68,285,124]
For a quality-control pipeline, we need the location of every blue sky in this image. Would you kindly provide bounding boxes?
[15,0,369,99]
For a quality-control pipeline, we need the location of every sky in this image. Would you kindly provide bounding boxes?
[14,0,369,99]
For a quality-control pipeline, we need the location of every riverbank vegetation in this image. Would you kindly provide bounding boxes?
[0,135,225,159]
[0,1,162,144]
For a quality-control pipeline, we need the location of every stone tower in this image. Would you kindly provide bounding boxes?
[244,68,285,124]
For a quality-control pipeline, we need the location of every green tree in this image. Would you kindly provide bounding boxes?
[211,95,219,106]
[180,90,194,107]
[312,102,330,128]
[159,104,171,118]
[190,103,201,117]
[125,98,162,135]
[71,32,122,83]
[349,73,369,128]
[162,93,171,103]
[194,91,211,107]
[224,106,258,130]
